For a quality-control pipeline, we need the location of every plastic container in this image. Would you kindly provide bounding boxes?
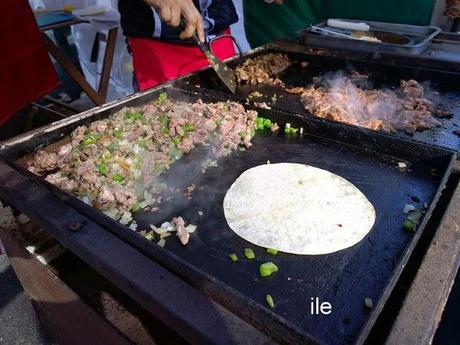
[63,0,88,9]
[42,0,63,10]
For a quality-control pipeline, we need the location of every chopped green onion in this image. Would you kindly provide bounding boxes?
[229,253,238,262]
[263,118,272,129]
[113,128,123,139]
[244,248,255,259]
[112,174,125,183]
[239,131,247,139]
[183,123,196,133]
[132,203,141,212]
[256,117,267,130]
[171,136,181,146]
[157,92,168,104]
[160,115,170,134]
[124,111,144,121]
[260,262,278,277]
[284,125,299,135]
[97,163,108,175]
[83,135,96,146]
[403,219,416,232]
[267,248,278,255]
[133,112,144,121]
[266,294,275,308]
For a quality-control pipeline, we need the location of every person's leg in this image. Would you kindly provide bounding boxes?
[51,27,84,101]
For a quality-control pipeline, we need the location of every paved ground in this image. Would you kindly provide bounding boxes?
[434,271,460,345]
[0,251,49,345]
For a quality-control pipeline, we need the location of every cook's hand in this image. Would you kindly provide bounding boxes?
[144,0,205,42]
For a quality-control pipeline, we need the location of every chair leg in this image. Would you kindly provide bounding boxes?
[23,105,37,132]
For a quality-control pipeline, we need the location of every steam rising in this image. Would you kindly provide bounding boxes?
[301,71,442,133]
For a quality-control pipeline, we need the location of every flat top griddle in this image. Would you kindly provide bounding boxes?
[1,87,455,345]
[175,48,460,152]
[141,133,442,345]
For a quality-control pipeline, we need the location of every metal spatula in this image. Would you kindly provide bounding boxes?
[181,19,236,94]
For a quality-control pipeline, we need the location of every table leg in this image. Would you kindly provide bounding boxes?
[42,32,104,106]
[98,27,118,101]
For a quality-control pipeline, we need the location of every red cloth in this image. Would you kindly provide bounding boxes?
[129,29,235,91]
[0,0,59,125]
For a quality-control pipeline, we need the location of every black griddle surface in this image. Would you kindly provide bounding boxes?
[133,131,441,344]
[4,87,454,345]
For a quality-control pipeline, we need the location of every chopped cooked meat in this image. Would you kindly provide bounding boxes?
[172,216,190,245]
[254,102,271,109]
[299,75,442,134]
[71,126,87,145]
[186,184,195,193]
[434,108,454,118]
[248,91,263,98]
[26,94,262,228]
[271,123,280,133]
[365,119,396,132]
[89,120,108,133]
[27,150,58,173]
[285,87,305,94]
[446,0,460,18]
[113,185,137,211]
[0,201,18,231]
[58,143,72,158]
[76,160,100,186]
[236,53,291,86]
[95,187,115,210]
[45,172,78,192]
[401,79,425,98]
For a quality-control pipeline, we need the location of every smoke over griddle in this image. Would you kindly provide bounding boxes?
[26,95,259,232]
[300,71,443,134]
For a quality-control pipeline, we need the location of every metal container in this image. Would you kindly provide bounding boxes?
[299,19,442,55]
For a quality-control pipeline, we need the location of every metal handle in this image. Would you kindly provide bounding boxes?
[180,17,201,45]
[208,34,243,57]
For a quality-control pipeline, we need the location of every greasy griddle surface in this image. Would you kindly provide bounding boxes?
[134,131,440,344]
[7,87,451,344]
[176,49,460,151]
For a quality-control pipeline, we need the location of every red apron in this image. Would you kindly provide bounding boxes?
[129,29,235,91]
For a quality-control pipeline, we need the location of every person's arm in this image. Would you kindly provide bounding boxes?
[143,0,205,42]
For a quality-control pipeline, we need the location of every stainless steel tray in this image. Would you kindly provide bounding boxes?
[299,19,441,54]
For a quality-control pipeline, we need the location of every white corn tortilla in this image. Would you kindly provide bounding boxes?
[223,163,376,255]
